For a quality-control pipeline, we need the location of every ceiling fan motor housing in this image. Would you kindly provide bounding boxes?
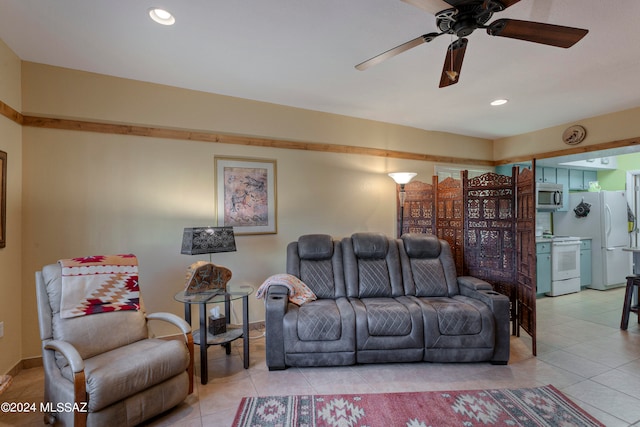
[437,1,505,37]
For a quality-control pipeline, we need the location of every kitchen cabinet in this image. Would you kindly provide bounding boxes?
[580,239,592,287]
[535,167,557,183]
[583,170,597,189]
[569,169,584,190]
[568,169,598,190]
[536,242,552,295]
[498,164,596,196]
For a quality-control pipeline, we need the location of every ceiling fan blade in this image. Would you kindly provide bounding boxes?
[498,0,522,9]
[487,19,588,48]
[439,38,468,88]
[401,0,452,15]
[355,33,440,71]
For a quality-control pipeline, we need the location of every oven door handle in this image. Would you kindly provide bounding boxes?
[552,241,581,247]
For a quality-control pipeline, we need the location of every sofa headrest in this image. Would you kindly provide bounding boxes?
[401,233,441,259]
[352,232,388,259]
[297,234,334,260]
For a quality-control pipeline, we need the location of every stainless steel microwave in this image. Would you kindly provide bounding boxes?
[536,182,564,210]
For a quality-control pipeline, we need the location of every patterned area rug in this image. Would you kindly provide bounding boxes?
[232,385,604,427]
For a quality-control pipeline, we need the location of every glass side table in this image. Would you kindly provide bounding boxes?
[174,284,253,385]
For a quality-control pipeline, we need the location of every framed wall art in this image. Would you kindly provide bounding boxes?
[0,150,6,248]
[214,156,277,235]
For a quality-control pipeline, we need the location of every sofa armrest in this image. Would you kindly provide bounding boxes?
[457,278,511,365]
[45,340,88,425]
[458,275,493,292]
[265,284,290,370]
[45,340,84,373]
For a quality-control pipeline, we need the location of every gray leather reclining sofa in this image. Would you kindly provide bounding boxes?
[265,232,510,370]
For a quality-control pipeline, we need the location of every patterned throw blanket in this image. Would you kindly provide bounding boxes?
[59,254,140,319]
[256,274,317,306]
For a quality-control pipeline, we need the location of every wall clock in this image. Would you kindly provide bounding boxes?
[562,125,587,145]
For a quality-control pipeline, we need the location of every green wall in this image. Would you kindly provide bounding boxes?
[598,153,640,191]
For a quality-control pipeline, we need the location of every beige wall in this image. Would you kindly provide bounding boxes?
[21,63,493,157]
[0,38,23,374]
[493,107,640,162]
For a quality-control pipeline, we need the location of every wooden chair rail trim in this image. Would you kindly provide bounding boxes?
[20,115,494,165]
[2,99,638,166]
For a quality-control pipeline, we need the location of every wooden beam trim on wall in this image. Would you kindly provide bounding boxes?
[6,103,639,166]
[494,136,640,166]
[21,114,495,166]
[0,100,24,125]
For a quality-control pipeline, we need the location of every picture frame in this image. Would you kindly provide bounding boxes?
[0,150,6,248]
[214,156,277,235]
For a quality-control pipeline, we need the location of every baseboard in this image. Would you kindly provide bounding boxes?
[4,356,43,377]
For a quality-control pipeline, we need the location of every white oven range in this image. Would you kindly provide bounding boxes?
[548,236,582,296]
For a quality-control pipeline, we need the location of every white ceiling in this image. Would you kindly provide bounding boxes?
[1,0,639,140]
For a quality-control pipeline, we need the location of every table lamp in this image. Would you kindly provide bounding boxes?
[181,226,236,294]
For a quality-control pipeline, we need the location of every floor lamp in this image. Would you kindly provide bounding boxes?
[388,172,417,237]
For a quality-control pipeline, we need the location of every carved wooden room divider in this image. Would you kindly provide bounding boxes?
[434,177,464,276]
[515,166,537,356]
[462,170,518,335]
[395,180,435,237]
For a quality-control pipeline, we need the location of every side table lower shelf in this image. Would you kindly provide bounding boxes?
[193,326,243,347]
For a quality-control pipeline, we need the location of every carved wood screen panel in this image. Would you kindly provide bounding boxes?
[434,176,464,275]
[396,180,435,237]
[515,166,537,355]
[462,171,517,326]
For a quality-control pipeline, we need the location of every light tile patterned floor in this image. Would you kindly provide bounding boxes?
[3,288,640,426]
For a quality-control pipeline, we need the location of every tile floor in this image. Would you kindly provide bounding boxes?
[3,288,640,426]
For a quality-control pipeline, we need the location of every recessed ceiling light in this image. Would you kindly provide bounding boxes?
[149,8,175,26]
[490,99,508,106]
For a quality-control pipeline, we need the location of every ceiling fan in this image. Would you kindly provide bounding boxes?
[355,0,588,87]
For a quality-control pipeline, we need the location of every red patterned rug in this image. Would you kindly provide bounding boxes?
[232,385,603,427]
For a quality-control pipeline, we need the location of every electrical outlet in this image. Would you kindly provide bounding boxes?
[0,321,3,338]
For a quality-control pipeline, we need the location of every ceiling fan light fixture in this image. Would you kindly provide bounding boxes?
[490,98,508,106]
[149,8,175,26]
[445,70,459,81]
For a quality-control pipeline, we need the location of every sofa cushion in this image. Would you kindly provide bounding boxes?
[430,299,482,335]
[402,234,441,258]
[296,299,342,341]
[300,260,336,298]
[358,259,392,298]
[352,233,388,259]
[365,299,412,336]
[298,234,333,260]
[60,338,189,412]
[288,236,345,299]
[410,258,448,297]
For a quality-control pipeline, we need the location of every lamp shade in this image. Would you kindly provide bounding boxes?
[181,226,236,255]
[388,172,417,185]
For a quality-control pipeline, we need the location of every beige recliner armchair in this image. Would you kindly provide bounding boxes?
[35,261,194,427]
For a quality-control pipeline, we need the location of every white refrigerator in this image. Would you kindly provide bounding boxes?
[554,190,632,290]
